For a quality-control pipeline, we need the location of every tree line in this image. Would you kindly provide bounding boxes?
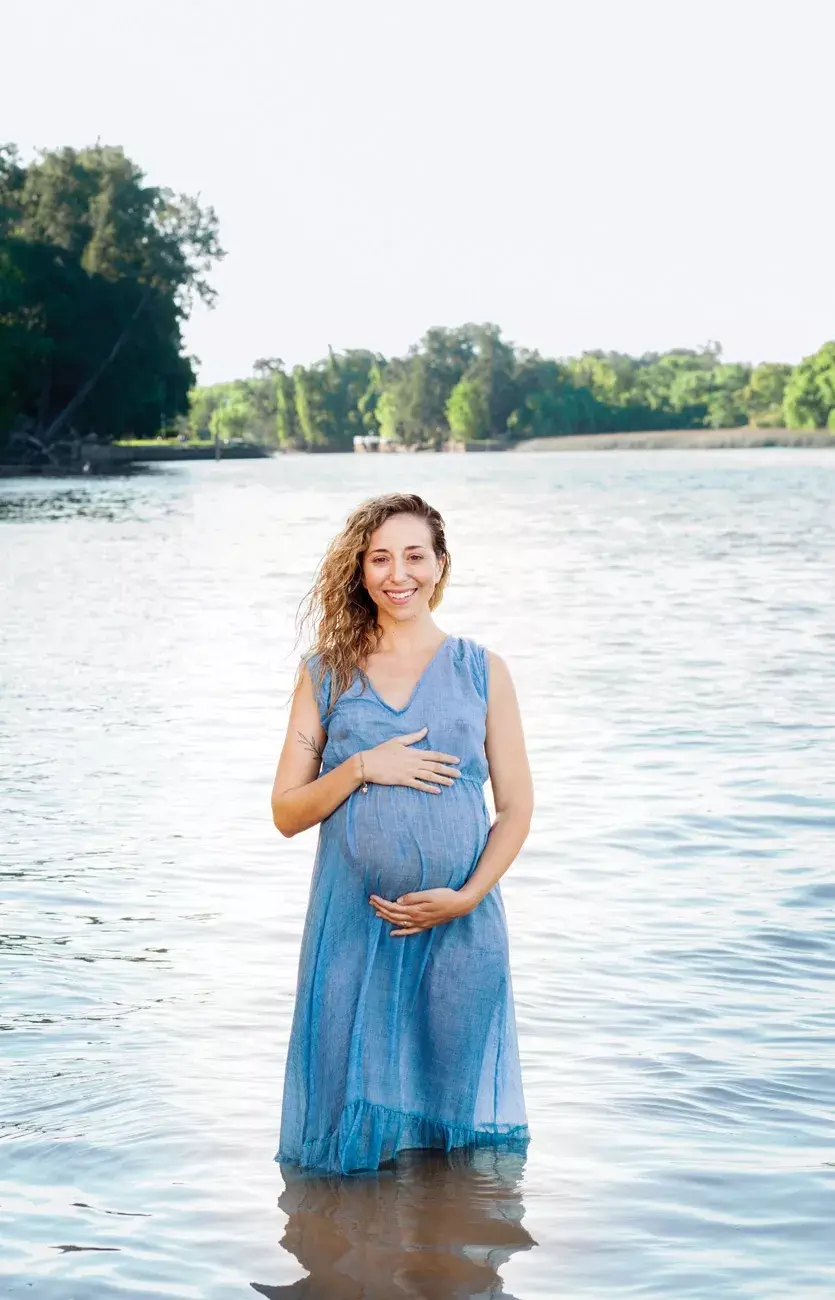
[0,142,222,465]
[2,143,834,465]
[191,329,835,451]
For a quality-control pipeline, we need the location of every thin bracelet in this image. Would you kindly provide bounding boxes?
[358,752,369,794]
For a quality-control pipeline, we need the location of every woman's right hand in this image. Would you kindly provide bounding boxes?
[359,727,461,795]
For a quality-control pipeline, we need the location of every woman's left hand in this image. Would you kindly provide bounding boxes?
[369,887,475,937]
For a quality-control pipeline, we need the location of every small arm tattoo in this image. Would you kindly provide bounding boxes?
[297,730,324,760]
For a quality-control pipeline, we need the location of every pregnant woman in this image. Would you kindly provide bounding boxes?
[271,492,533,1174]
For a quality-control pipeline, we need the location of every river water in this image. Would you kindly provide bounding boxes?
[2,449,834,1299]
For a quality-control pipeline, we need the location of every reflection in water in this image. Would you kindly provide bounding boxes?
[259,1147,536,1300]
[0,469,158,524]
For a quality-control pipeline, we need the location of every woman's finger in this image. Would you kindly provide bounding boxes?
[369,897,415,920]
[410,778,442,794]
[369,894,412,910]
[374,906,411,923]
[377,908,418,926]
[417,759,460,777]
[391,926,423,937]
[396,727,429,744]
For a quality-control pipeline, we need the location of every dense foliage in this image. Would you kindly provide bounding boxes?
[2,140,833,462]
[185,327,835,451]
[0,143,222,464]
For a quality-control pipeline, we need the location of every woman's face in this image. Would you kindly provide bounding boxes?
[361,514,444,625]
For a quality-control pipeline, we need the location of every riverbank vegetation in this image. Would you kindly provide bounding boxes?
[0,142,222,466]
[189,331,835,452]
[2,142,834,465]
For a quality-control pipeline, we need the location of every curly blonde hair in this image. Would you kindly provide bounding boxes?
[293,492,451,716]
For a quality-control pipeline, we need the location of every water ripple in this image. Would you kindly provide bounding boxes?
[2,449,834,1297]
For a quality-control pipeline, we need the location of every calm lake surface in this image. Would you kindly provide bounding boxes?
[2,449,834,1299]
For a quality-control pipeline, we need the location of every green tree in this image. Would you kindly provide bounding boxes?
[509,354,592,437]
[358,359,386,436]
[0,142,222,463]
[285,349,380,450]
[703,362,750,428]
[275,367,301,446]
[185,382,235,437]
[415,326,476,435]
[374,326,477,446]
[209,394,252,442]
[241,376,278,442]
[377,356,433,445]
[466,323,517,436]
[375,389,401,442]
[446,377,489,442]
[744,362,792,427]
[293,366,323,447]
[324,349,380,447]
[783,343,835,430]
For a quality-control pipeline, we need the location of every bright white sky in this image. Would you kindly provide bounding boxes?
[3,0,832,384]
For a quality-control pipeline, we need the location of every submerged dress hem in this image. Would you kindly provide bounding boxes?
[275,1097,530,1176]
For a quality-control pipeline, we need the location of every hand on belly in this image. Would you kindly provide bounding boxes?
[345,781,487,897]
[369,886,474,936]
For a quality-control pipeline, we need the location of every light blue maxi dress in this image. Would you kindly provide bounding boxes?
[276,634,529,1175]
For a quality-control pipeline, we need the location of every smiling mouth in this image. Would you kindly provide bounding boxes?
[384,589,417,603]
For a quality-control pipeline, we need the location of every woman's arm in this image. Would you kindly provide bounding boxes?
[371,650,534,934]
[271,665,364,837]
[458,648,534,906]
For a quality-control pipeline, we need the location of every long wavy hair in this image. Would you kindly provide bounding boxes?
[293,493,451,717]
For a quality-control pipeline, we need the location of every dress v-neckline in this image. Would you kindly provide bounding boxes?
[362,634,453,714]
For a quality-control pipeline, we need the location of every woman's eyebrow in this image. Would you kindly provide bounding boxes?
[368,544,426,554]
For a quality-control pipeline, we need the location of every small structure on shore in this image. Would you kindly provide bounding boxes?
[353,433,510,453]
[353,434,381,453]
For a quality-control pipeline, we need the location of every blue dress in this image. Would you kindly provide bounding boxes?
[276,634,529,1174]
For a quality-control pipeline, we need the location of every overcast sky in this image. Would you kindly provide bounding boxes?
[3,0,832,383]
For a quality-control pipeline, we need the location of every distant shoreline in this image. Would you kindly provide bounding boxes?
[508,428,834,452]
[2,427,833,477]
[356,427,835,454]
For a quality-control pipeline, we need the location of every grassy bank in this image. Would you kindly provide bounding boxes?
[108,438,271,461]
[511,428,835,452]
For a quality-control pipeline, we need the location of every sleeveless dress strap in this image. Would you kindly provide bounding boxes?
[459,636,489,707]
[304,652,333,730]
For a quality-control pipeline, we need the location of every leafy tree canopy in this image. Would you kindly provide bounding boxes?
[182,329,835,453]
[0,142,223,464]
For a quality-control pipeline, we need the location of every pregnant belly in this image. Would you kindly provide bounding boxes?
[345,779,489,899]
